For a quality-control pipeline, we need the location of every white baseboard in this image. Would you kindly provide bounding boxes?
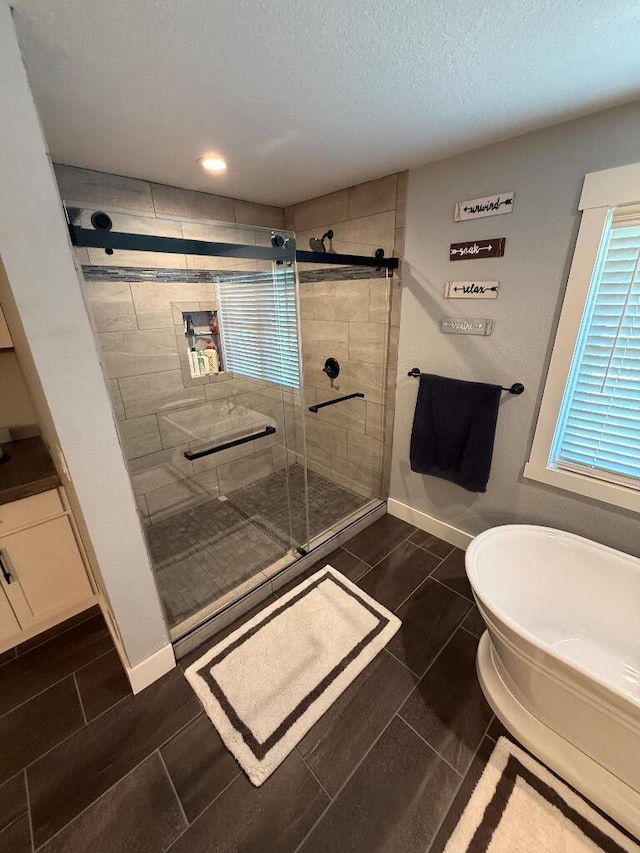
[387,498,473,550]
[125,643,176,694]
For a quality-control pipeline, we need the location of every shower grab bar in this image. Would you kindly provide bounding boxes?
[183,425,276,461]
[308,392,365,413]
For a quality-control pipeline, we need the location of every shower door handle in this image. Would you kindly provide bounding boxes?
[184,425,276,461]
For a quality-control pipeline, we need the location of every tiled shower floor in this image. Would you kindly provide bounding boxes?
[146,466,370,627]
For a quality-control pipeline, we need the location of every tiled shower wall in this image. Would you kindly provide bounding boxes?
[54,165,299,522]
[54,164,405,512]
[285,172,406,496]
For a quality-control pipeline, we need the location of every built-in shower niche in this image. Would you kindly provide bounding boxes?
[183,309,224,378]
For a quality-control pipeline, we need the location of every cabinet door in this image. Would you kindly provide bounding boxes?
[0,583,20,642]
[0,516,92,625]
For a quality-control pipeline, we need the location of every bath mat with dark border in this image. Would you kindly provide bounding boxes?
[444,737,639,852]
[185,566,401,786]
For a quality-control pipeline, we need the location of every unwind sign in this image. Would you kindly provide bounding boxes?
[454,191,515,222]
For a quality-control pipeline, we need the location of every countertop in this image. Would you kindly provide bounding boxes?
[0,436,60,505]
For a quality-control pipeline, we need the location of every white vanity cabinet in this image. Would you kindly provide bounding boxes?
[0,489,94,649]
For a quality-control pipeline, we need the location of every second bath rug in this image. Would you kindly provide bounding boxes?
[185,566,401,786]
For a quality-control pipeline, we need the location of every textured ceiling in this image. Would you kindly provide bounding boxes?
[10,0,640,206]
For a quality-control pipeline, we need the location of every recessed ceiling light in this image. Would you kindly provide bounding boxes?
[199,156,227,173]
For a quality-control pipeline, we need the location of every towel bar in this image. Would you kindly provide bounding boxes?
[407,368,524,395]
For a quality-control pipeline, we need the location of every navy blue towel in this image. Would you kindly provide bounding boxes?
[410,373,502,493]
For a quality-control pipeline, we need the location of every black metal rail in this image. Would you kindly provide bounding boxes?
[308,392,365,413]
[70,226,293,262]
[69,226,399,270]
[183,426,276,461]
[295,250,398,270]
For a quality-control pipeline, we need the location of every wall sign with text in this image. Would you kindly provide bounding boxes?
[449,237,506,260]
[441,318,493,336]
[454,192,514,221]
[445,281,499,299]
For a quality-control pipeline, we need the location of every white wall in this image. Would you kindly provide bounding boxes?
[0,5,171,669]
[392,100,640,557]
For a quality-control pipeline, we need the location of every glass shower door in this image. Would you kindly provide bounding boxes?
[70,203,309,635]
[212,257,310,563]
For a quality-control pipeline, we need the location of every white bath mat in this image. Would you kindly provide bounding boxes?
[185,566,401,786]
[444,737,640,852]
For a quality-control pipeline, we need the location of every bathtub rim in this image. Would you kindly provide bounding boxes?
[477,631,640,841]
[466,523,640,711]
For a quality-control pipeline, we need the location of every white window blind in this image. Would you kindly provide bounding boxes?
[215,266,301,389]
[551,212,640,488]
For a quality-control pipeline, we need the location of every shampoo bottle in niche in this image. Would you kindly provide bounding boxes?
[204,339,219,374]
[198,349,210,376]
[188,347,200,378]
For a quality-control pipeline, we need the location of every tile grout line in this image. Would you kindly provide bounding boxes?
[382,646,416,676]
[30,708,203,852]
[23,694,200,791]
[342,525,422,581]
[164,770,243,851]
[391,628,460,715]
[30,751,164,853]
[24,768,34,853]
[13,609,101,660]
[396,715,462,777]
[292,707,400,853]
[428,573,475,605]
[409,539,456,561]
[459,624,481,639]
[0,648,18,668]
[183,767,241,825]
[291,650,423,853]
[157,749,190,831]
[390,553,449,615]
[0,645,116,722]
[423,715,498,853]
[294,748,333,802]
[342,517,419,564]
[382,594,470,679]
[72,673,88,726]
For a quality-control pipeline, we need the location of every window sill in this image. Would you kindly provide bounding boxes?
[523,460,640,515]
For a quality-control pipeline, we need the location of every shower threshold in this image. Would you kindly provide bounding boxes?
[147,464,378,641]
[169,496,386,651]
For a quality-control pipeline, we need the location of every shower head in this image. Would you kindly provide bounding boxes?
[309,230,334,253]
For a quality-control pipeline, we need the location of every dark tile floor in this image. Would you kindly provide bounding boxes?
[0,514,509,853]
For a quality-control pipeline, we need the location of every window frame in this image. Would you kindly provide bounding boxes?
[524,162,640,514]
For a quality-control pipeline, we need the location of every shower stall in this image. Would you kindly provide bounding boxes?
[66,202,397,646]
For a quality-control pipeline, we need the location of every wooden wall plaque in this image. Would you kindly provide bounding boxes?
[449,238,506,260]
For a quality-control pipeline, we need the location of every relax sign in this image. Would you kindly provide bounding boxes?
[445,281,499,299]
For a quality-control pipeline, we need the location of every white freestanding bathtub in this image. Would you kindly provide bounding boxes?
[466,524,640,838]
